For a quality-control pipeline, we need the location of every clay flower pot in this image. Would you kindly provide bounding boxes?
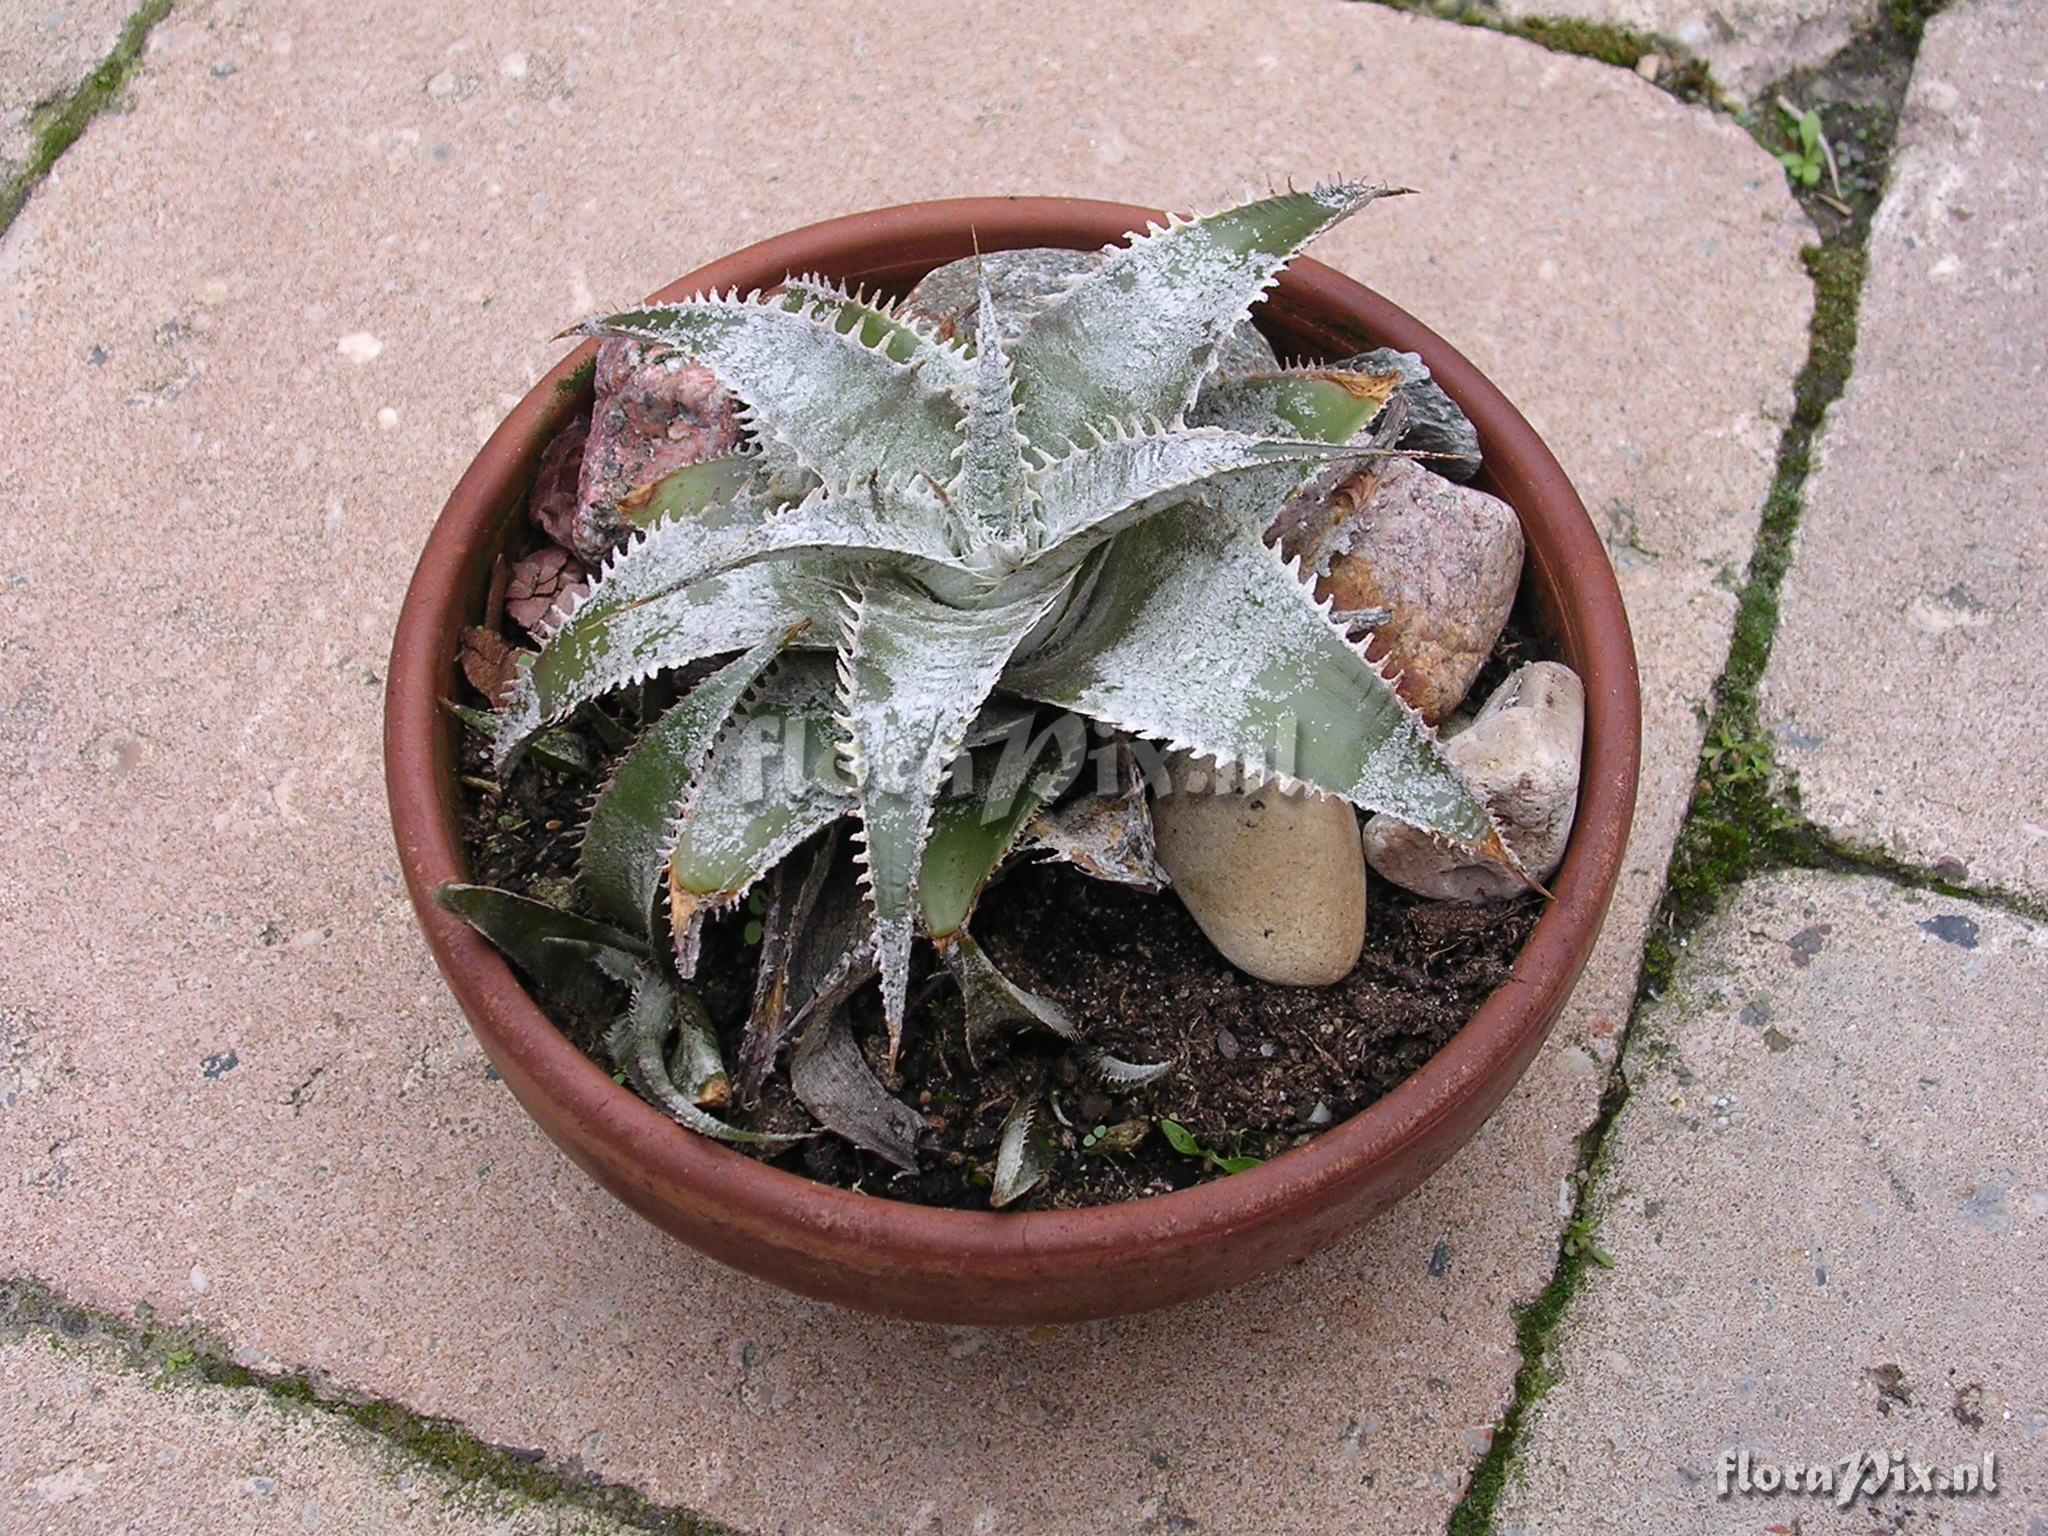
[384,198,1641,1324]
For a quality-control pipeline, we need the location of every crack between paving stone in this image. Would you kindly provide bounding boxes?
[0,0,177,238]
[1346,0,1724,104]
[1444,3,1979,1528]
[0,1274,751,1536]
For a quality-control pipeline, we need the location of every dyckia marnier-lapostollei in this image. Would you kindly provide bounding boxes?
[439,182,1512,1178]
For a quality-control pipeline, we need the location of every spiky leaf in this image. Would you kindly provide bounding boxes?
[990,1095,1054,1209]
[951,272,1034,550]
[574,294,966,489]
[837,578,1073,1053]
[1002,501,1497,845]
[942,931,1077,1051]
[918,719,1086,941]
[665,657,855,967]
[1025,423,1367,557]
[433,883,644,1015]
[1007,183,1396,452]
[496,556,832,761]
[778,276,969,378]
[579,628,795,935]
[616,454,762,531]
[1028,740,1167,889]
[1189,368,1399,442]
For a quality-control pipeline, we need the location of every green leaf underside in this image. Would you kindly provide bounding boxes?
[1190,370,1399,443]
[667,656,854,913]
[917,722,1085,941]
[1002,501,1493,842]
[577,296,966,490]
[777,276,970,377]
[841,578,1074,1048]
[619,455,760,530]
[1008,183,1395,453]
[610,967,803,1145]
[579,629,795,935]
[433,884,644,1016]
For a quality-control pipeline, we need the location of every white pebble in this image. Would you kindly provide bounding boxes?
[336,332,383,364]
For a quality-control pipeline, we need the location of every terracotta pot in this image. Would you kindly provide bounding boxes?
[384,198,1641,1324]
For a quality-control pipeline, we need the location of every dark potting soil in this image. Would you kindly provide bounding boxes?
[454,665,1545,1212]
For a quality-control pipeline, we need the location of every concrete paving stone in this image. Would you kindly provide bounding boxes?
[1494,0,1878,99]
[0,1328,634,1535]
[0,0,142,182]
[0,1,1809,1531]
[1499,870,2048,1533]
[1764,0,2048,902]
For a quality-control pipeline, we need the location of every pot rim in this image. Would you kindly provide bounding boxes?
[385,195,1640,1284]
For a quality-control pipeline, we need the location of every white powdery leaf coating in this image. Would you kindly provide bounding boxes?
[949,271,1034,551]
[839,577,1075,1042]
[779,274,975,389]
[1024,422,1356,555]
[1007,182,1396,454]
[1002,500,1492,842]
[666,656,854,903]
[577,292,968,491]
[499,484,985,758]
[496,559,834,762]
[579,630,793,935]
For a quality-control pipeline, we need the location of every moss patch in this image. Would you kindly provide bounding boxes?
[1447,9,1977,1530]
[0,1276,741,1535]
[1351,0,1719,103]
[0,0,175,236]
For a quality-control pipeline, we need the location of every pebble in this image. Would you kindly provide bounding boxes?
[1362,661,1585,902]
[1151,756,1366,986]
[1314,456,1524,723]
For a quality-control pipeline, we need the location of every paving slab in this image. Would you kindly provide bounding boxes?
[0,0,140,183]
[1764,0,2048,901]
[0,1327,635,1534]
[0,1,1809,1531]
[1494,0,1877,98]
[1500,871,2048,1532]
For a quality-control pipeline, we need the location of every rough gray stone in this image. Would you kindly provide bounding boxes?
[0,2,1810,1532]
[1365,661,1584,899]
[1347,347,1483,480]
[1763,0,2048,902]
[1500,871,2048,1532]
[1494,0,1880,99]
[0,1330,632,1534]
[1152,758,1368,986]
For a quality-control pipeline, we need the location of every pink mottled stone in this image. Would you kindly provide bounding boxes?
[1315,457,1524,723]
[571,337,741,562]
